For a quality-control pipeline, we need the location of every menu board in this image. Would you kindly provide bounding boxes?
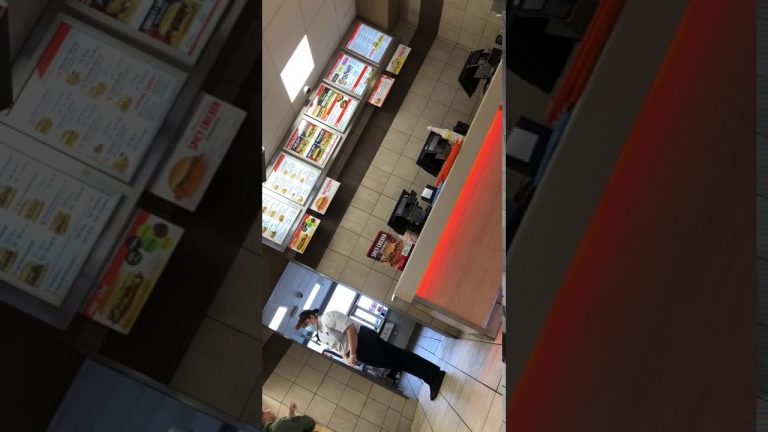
[368,75,395,107]
[262,191,302,244]
[151,94,246,210]
[264,153,321,205]
[79,0,227,57]
[0,144,120,306]
[306,85,359,132]
[288,214,320,254]
[84,210,183,334]
[386,44,411,75]
[283,118,340,167]
[325,52,374,97]
[345,22,393,64]
[309,177,340,214]
[6,20,183,181]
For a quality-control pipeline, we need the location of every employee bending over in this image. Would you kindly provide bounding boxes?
[295,309,446,400]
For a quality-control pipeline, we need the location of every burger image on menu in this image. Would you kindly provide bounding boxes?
[49,211,71,236]
[88,82,109,98]
[116,96,133,112]
[60,130,80,148]
[167,155,207,200]
[314,196,329,213]
[0,185,17,209]
[19,199,44,222]
[0,249,17,273]
[34,118,53,135]
[141,0,197,47]
[20,262,46,288]
[380,238,404,266]
[102,0,141,23]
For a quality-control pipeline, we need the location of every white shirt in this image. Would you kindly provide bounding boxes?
[316,311,359,354]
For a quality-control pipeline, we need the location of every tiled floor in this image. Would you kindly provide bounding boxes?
[262,342,417,431]
[402,327,504,432]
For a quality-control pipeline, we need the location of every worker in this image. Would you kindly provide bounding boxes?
[261,401,316,432]
[295,309,446,400]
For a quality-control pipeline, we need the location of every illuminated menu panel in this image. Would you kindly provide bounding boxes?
[283,118,340,167]
[345,22,393,64]
[264,153,321,206]
[306,85,359,132]
[261,191,302,244]
[325,52,374,96]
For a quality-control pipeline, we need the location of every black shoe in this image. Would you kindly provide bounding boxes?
[429,370,446,401]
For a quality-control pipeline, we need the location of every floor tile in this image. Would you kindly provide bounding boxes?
[282,383,315,411]
[350,236,375,267]
[391,112,420,137]
[340,207,371,236]
[317,375,347,404]
[263,373,293,402]
[327,363,353,385]
[451,88,476,114]
[437,22,460,44]
[429,40,455,62]
[412,118,432,140]
[372,146,401,173]
[439,64,463,90]
[441,365,468,408]
[466,0,491,19]
[382,127,411,153]
[454,377,495,432]
[274,354,305,382]
[411,76,438,98]
[402,92,429,116]
[419,62,444,81]
[461,13,486,37]
[170,318,261,417]
[339,260,371,291]
[370,384,395,406]
[431,81,459,106]
[402,398,418,420]
[339,386,367,415]
[382,407,401,432]
[442,108,471,130]
[481,392,503,432]
[317,249,348,280]
[351,186,381,214]
[448,45,470,68]
[354,417,381,432]
[382,174,412,200]
[329,227,360,256]
[329,406,360,432]
[306,395,337,426]
[389,394,406,413]
[286,342,312,363]
[360,397,388,426]
[458,29,481,50]
[348,373,374,396]
[402,136,425,160]
[372,194,397,221]
[297,364,326,393]
[361,215,389,241]
[363,270,393,302]
[362,166,391,192]
[306,351,334,374]
[392,155,419,183]
[396,416,411,432]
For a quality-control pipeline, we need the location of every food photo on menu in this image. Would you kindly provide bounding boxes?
[264,153,321,206]
[284,119,340,167]
[306,85,358,132]
[261,191,302,244]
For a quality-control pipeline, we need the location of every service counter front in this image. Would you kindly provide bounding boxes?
[393,68,504,337]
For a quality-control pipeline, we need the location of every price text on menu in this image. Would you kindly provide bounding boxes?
[345,22,393,64]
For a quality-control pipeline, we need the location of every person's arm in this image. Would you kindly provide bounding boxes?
[345,325,359,366]
[288,401,297,417]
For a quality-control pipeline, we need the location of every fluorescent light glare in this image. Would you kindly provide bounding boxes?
[303,283,321,310]
[281,35,314,101]
[269,306,288,330]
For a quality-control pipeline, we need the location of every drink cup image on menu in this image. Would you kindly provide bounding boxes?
[167,155,207,200]
[49,211,71,236]
[19,199,44,222]
[20,261,46,288]
[35,118,53,135]
[60,130,80,148]
[0,185,17,209]
[0,249,18,273]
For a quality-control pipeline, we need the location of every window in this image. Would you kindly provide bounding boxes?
[324,284,357,315]
[280,35,314,101]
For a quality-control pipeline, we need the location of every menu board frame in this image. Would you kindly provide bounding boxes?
[2,15,187,183]
[342,21,395,66]
[0,1,247,329]
[322,51,377,98]
[304,84,360,134]
[66,0,231,64]
[263,152,322,206]
[261,189,305,250]
[282,115,342,168]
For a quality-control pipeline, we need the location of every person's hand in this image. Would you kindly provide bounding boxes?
[346,353,358,366]
[288,402,297,411]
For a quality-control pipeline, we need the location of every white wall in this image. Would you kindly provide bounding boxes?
[262,0,356,162]
[6,0,50,59]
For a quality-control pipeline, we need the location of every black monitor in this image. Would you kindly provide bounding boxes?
[458,48,502,97]
[387,190,429,235]
[417,132,452,177]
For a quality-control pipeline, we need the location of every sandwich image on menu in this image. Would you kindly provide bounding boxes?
[0,248,18,274]
[151,94,245,211]
[0,185,17,209]
[84,210,184,334]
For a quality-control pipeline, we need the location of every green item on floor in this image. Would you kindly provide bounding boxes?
[264,414,316,432]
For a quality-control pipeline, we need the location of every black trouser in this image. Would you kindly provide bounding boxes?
[354,326,441,386]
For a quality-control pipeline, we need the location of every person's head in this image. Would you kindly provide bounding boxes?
[295,308,320,331]
[261,408,277,425]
